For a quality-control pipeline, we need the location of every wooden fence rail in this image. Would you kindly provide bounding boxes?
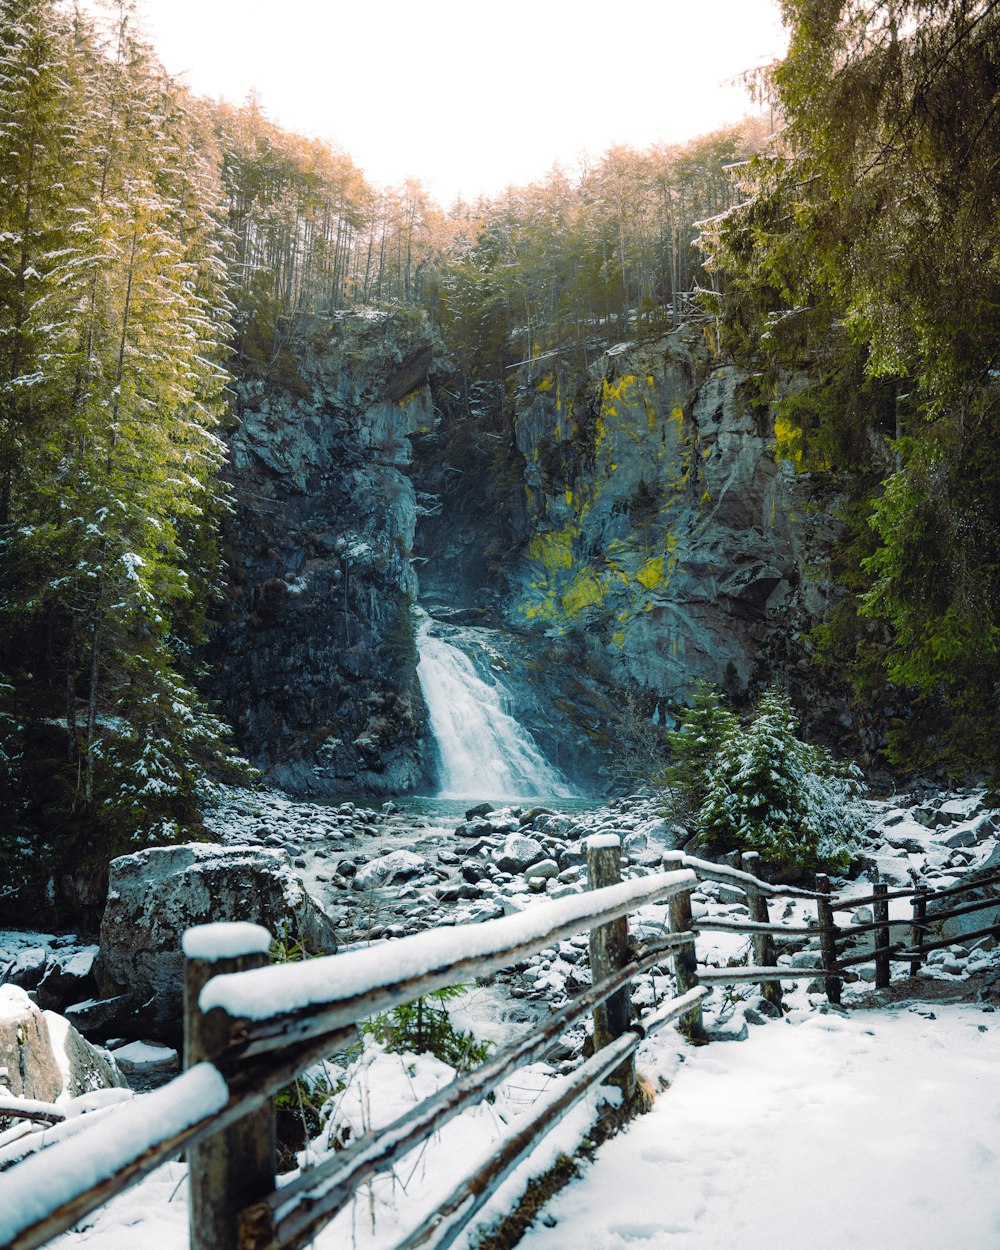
[823,869,1000,989]
[2,843,997,1250]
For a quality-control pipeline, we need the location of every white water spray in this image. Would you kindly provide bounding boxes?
[416,616,575,801]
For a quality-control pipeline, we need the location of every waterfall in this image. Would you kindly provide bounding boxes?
[416,616,575,801]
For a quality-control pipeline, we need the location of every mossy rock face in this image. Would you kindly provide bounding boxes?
[505,331,847,740]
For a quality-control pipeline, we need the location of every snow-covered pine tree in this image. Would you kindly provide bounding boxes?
[663,680,738,821]
[699,688,864,874]
[60,3,238,832]
[1,0,244,895]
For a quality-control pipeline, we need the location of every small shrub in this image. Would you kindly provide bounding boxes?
[364,984,492,1072]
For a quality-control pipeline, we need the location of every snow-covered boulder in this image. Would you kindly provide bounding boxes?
[524,858,560,882]
[34,947,98,1012]
[1,945,49,992]
[353,850,429,889]
[493,834,545,874]
[95,843,339,1043]
[0,985,126,1104]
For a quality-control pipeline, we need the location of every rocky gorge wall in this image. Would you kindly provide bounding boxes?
[204,311,438,796]
[496,330,851,740]
[208,315,855,801]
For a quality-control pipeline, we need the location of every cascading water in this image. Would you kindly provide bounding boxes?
[416,615,575,800]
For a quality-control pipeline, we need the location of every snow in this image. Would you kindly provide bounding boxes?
[0,1063,228,1248]
[0,983,33,1019]
[181,921,272,962]
[0,1093,64,1120]
[20,1004,1000,1250]
[111,1041,178,1071]
[42,1010,75,1092]
[199,869,696,1020]
[585,833,621,850]
[6,784,1000,1250]
[519,1003,1000,1250]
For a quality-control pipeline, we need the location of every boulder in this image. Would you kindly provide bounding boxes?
[1,945,49,991]
[945,814,997,844]
[622,830,649,857]
[0,985,126,1103]
[111,1040,180,1087]
[354,850,429,889]
[493,834,546,874]
[35,947,98,1013]
[524,859,560,882]
[95,843,339,1044]
[941,826,979,849]
[63,995,132,1039]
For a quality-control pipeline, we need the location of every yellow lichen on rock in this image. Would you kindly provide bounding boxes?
[774,414,804,467]
[528,528,575,572]
[636,555,666,590]
[562,568,606,615]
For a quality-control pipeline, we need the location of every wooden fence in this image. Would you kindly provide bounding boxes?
[824,867,1000,996]
[2,843,998,1250]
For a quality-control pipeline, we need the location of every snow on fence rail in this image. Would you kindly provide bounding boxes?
[4,846,997,1250]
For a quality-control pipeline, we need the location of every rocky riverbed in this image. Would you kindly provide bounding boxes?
[3,782,1000,1082]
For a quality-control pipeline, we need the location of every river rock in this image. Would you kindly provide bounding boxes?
[111,1040,180,1079]
[524,859,560,882]
[354,850,430,889]
[95,843,339,1043]
[35,947,98,1013]
[493,835,546,874]
[946,814,997,844]
[1,945,49,991]
[941,826,978,849]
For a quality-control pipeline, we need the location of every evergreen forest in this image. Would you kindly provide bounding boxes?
[1,0,998,903]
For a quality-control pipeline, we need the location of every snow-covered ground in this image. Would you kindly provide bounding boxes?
[4,785,1000,1250]
[520,1001,1000,1250]
[29,999,1000,1250]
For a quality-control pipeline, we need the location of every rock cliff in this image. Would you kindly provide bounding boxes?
[209,317,854,799]
[503,331,847,723]
[413,328,852,766]
[205,311,437,796]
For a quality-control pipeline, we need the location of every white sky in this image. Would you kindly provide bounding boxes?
[131,0,788,206]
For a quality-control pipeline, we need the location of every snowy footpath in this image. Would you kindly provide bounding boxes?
[520,1002,1000,1250]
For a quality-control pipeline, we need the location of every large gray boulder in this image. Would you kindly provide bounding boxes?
[493,834,546,874]
[95,843,339,1043]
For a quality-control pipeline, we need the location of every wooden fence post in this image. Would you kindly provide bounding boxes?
[184,923,277,1250]
[873,882,891,990]
[740,851,782,1008]
[587,835,635,1100]
[815,874,842,1005]
[910,885,929,976]
[661,851,705,1041]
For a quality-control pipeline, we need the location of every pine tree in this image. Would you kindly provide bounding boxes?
[699,689,864,874]
[707,1,1000,771]
[1,1,243,894]
[663,682,738,822]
